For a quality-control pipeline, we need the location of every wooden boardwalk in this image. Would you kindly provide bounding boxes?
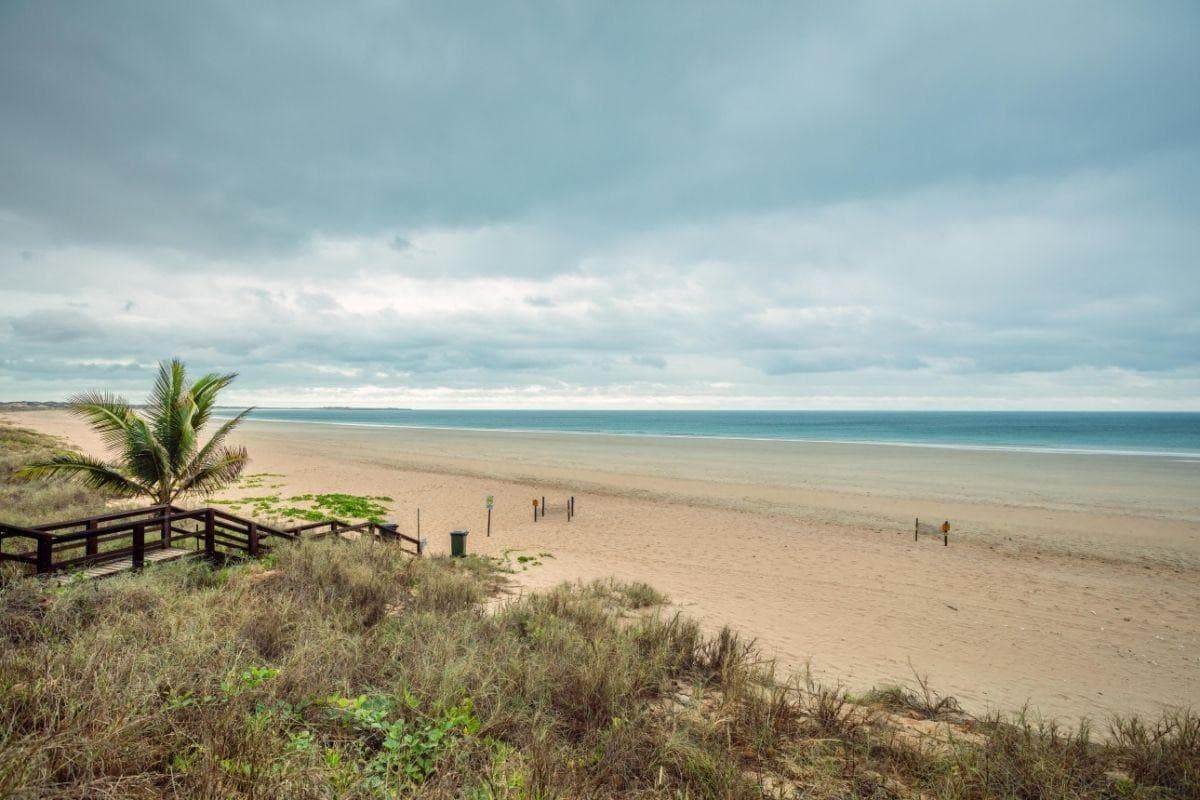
[70,547,196,581]
[1,504,423,579]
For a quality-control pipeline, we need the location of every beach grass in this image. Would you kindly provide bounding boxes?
[0,420,119,530]
[1,537,1196,798]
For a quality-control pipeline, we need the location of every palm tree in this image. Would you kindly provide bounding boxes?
[19,358,253,505]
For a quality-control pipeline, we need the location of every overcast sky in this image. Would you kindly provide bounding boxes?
[1,1,1196,409]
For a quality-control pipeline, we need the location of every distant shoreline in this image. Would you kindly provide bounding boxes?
[209,409,1200,460]
[8,402,1198,458]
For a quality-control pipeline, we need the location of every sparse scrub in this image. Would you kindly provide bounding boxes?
[0,517,1193,797]
[956,713,1115,798]
[0,420,117,530]
[620,579,666,608]
[1110,710,1200,795]
[861,666,965,721]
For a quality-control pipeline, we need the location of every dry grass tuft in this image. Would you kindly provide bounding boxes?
[861,666,966,721]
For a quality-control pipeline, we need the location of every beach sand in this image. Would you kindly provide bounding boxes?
[7,409,1199,725]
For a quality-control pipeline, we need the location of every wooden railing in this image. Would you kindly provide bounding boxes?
[0,504,423,576]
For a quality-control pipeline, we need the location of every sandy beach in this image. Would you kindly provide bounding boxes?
[7,409,1199,726]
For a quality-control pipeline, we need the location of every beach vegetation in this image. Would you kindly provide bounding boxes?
[860,666,965,721]
[15,358,252,505]
[1,536,1196,798]
[0,420,116,530]
[215,490,394,524]
[1,420,122,577]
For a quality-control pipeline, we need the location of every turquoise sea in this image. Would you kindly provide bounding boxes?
[216,409,1200,459]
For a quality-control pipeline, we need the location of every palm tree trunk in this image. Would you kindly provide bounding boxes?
[158,485,173,546]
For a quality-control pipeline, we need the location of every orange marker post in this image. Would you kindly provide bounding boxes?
[533,498,539,522]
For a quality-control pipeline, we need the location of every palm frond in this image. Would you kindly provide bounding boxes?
[176,445,248,497]
[188,407,253,476]
[147,358,196,472]
[16,452,148,497]
[66,391,136,454]
[123,414,172,491]
[189,372,238,432]
[174,392,199,467]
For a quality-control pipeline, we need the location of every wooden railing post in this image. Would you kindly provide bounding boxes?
[36,534,53,574]
[132,524,145,571]
[248,521,259,557]
[204,509,216,557]
[85,519,98,557]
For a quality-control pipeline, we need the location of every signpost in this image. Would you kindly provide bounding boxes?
[486,495,494,537]
[532,498,538,522]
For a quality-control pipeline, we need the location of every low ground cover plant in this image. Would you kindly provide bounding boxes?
[215,490,395,524]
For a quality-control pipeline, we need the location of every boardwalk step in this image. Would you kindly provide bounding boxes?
[63,547,197,583]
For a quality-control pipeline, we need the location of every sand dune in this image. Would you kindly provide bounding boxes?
[7,409,1199,725]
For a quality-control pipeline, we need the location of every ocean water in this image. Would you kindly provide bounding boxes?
[215,409,1200,458]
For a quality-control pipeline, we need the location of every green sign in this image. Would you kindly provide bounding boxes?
[486,495,494,509]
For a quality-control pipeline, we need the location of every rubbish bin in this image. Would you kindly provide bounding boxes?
[450,529,469,558]
[378,523,399,540]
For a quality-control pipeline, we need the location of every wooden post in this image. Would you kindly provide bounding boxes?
[204,509,216,557]
[541,496,545,518]
[85,519,98,557]
[36,534,53,574]
[914,518,919,542]
[248,521,259,557]
[417,508,421,540]
[487,507,491,537]
[132,524,145,571]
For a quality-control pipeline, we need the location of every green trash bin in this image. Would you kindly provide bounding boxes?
[450,529,469,558]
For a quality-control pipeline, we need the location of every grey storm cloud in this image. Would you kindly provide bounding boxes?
[9,310,102,344]
[0,1,1197,408]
